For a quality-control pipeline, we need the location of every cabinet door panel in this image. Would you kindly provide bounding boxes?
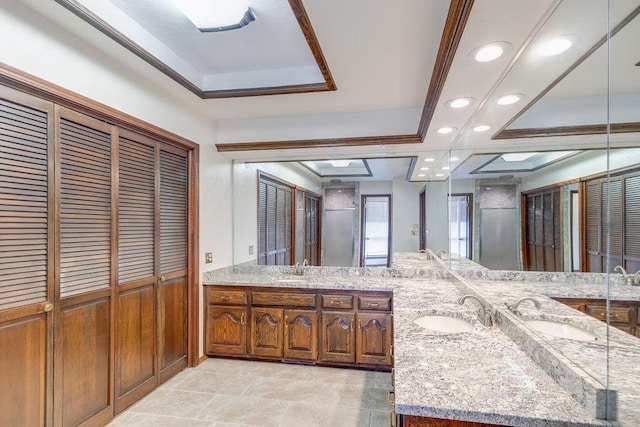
[284,309,317,360]
[207,305,247,356]
[159,277,187,375]
[320,312,355,363]
[356,313,392,366]
[250,307,283,358]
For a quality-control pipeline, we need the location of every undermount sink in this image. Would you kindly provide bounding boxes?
[413,315,474,334]
[525,320,598,342]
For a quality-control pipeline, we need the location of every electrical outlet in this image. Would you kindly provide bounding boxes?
[205,252,213,264]
[249,245,254,255]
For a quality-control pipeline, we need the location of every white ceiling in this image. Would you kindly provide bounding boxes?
[24,0,640,182]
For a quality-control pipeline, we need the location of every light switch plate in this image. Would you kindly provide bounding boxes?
[249,245,254,255]
[205,252,213,263]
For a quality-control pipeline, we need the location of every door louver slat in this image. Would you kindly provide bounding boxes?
[160,150,187,274]
[59,118,111,298]
[0,99,48,310]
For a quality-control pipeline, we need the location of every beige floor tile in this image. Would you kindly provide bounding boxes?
[198,358,250,374]
[159,370,193,390]
[305,366,377,386]
[331,384,394,411]
[130,389,215,419]
[239,360,315,380]
[112,413,215,426]
[242,376,331,404]
[107,410,139,425]
[173,370,254,395]
[196,394,284,426]
[279,402,370,427]
[369,410,394,427]
[374,371,392,390]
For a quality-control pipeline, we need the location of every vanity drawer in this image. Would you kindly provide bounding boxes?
[321,294,354,309]
[585,305,631,323]
[207,289,247,305]
[358,295,391,311]
[252,291,316,308]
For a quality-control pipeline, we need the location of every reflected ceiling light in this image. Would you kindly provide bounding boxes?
[436,173,444,177]
[442,166,450,170]
[449,157,459,162]
[437,127,455,134]
[473,42,511,62]
[420,167,429,171]
[447,97,474,109]
[537,36,573,57]
[502,153,536,162]
[496,94,523,105]
[418,174,426,177]
[329,160,352,167]
[424,158,435,162]
[179,0,256,32]
[473,125,490,132]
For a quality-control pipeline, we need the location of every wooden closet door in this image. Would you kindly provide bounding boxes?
[55,110,114,427]
[158,147,188,382]
[115,132,157,411]
[0,90,54,427]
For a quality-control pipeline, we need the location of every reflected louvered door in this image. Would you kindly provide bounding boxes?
[525,195,536,270]
[533,194,544,271]
[585,181,602,272]
[0,91,53,427]
[55,111,114,427]
[605,179,623,271]
[258,181,267,265]
[115,132,157,411]
[625,174,640,273]
[552,190,562,271]
[304,194,321,266]
[158,147,188,381]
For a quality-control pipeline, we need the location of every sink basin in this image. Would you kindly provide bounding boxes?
[525,320,598,342]
[413,315,474,334]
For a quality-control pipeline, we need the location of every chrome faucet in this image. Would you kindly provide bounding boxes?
[436,249,446,258]
[508,297,541,316]
[458,295,491,326]
[294,259,308,275]
[614,265,635,285]
[614,265,627,275]
[634,270,640,286]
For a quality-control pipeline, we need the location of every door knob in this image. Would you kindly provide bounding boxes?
[160,275,166,282]
[42,302,53,312]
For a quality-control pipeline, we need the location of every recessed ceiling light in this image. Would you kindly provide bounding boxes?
[449,157,459,162]
[496,94,523,105]
[537,36,574,57]
[418,174,426,177]
[436,173,444,177]
[179,0,255,32]
[420,167,429,171]
[473,42,511,62]
[442,166,450,170]
[424,158,435,162]
[447,98,474,109]
[437,127,455,134]
[473,125,490,133]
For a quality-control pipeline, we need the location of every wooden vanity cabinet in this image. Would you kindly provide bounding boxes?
[398,414,500,426]
[205,285,392,369]
[205,288,248,357]
[553,298,640,336]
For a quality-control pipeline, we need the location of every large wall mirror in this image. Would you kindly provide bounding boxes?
[230,1,639,421]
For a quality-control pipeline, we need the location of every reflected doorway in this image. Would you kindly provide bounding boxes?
[360,195,391,267]
[449,194,472,259]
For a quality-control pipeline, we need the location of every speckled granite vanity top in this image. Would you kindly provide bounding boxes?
[203,254,640,426]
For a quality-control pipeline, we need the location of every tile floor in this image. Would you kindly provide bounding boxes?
[108,358,394,427]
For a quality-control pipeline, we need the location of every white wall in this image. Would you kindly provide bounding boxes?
[392,178,424,253]
[425,181,449,252]
[232,162,322,264]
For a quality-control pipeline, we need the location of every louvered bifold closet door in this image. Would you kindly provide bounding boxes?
[0,91,53,427]
[625,174,640,272]
[600,180,623,272]
[585,181,602,272]
[115,132,157,412]
[158,148,188,380]
[56,112,113,427]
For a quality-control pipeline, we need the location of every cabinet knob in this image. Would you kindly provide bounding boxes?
[240,314,246,325]
[160,275,166,282]
[42,302,53,312]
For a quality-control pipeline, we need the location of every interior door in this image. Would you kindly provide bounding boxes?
[158,147,189,382]
[55,110,114,426]
[0,90,54,427]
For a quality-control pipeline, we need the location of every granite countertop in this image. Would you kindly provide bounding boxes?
[203,262,624,426]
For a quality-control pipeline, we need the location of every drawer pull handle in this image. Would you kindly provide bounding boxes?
[240,314,245,325]
[331,301,341,305]
[350,320,354,331]
[368,302,380,307]
[220,296,231,301]
[387,391,395,404]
